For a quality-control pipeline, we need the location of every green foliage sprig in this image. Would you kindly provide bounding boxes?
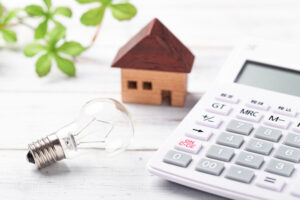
[0,0,137,77]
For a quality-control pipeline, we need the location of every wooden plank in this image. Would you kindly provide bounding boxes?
[0,150,228,200]
[0,92,201,149]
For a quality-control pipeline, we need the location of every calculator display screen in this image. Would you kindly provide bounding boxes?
[235,61,300,97]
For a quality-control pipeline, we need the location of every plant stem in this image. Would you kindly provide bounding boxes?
[86,23,102,50]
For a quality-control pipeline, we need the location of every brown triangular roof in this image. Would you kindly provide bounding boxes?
[111,18,194,73]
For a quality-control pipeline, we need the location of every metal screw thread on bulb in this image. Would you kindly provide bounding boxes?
[27,134,66,169]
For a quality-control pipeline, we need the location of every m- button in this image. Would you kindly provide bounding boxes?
[206,102,232,116]
[263,114,290,129]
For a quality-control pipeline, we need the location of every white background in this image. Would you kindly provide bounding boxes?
[1,0,300,199]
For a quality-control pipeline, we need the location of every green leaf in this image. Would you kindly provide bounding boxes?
[0,3,3,18]
[47,25,66,45]
[34,20,48,39]
[80,6,105,26]
[44,0,52,10]
[53,7,72,17]
[55,55,76,76]
[24,43,47,57]
[76,0,101,4]
[109,3,137,20]
[3,9,20,24]
[57,41,85,56]
[25,5,44,16]
[36,53,52,77]
[1,29,17,43]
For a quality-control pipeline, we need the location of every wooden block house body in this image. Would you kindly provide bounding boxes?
[112,18,194,107]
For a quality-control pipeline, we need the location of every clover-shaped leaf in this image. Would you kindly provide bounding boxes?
[76,0,136,26]
[25,0,72,39]
[0,4,20,43]
[23,25,85,77]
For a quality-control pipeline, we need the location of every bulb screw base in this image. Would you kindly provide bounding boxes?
[27,134,66,169]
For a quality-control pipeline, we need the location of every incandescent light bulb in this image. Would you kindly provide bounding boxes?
[26,98,134,169]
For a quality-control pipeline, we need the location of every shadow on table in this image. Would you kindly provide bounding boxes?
[154,179,231,200]
[37,162,71,176]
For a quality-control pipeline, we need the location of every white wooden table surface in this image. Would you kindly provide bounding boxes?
[2,0,300,199]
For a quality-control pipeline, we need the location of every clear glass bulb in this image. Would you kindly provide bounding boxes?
[27,98,134,169]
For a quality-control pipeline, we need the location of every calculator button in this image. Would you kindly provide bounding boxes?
[246,99,270,111]
[163,150,192,168]
[196,113,222,128]
[226,119,254,135]
[225,166,254,183]
[195,158,225,176]
[254,126,282,142]
[263,114,290,129]
[206,102,232,116]
[292,121,300,133]
[245,139,273,155]
[236,108,263,123]
[186,126,212,141]
[216,132,244,148]
[265,159,294,177]
[215,93,239,104]
[235,151,264,169]
[206,145,234,162]
[284,133,300,148]
[274,146,300,163]
[175,138,202,154]
[273,105,297,117]
[255,175,285,192]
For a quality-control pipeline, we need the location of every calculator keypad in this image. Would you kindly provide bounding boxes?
[274,146,300,163]
[284,133,300,148]
[197,113,223,128]
[225,166,255,183]
[196,158,225,176]
[163,150,192,167]
[226,119,254,135]
[216,132,244,148]
[161,91,300,198]
[254,126,282,142]
[206,145,234,162]
[235,151,264,169]
[263,114,290,129]
[265,159,294,177]
[245,139,273,155]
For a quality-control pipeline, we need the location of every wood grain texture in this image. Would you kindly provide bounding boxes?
[121,69,187,106]
[111,18,195,73]
[1,0,300,199]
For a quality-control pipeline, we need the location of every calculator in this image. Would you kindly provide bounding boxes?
[147,39,300,200]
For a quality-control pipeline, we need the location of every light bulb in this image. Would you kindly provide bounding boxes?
[26,98,134,169]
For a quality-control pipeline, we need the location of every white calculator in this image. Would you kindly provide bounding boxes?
[147,39,300,200]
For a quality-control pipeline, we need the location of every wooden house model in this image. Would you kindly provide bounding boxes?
[111,18,195,107]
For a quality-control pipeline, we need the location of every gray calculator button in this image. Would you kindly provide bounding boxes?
[254,126,282,142]
[265,159,294,177]
[284,133,300,148]
[274,146,300,163]
[206,145,234,162]
[216,132,244,148]
[226,119,254,135]
[235,151,264,169]
[196,158,225,176]
[245,139,273,155]
[225,166,254,183]
[163,150,192,167]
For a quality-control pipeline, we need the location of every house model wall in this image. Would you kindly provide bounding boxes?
[112,18,194,107]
